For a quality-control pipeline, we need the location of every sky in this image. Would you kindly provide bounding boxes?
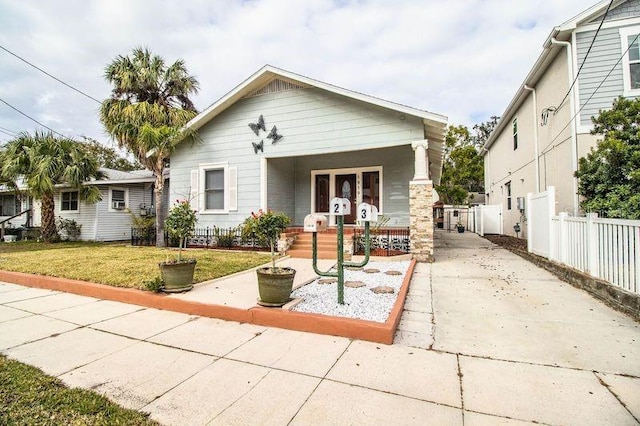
[0,0,600,147]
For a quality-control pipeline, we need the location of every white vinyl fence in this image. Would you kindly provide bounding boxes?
[528,187,639,295]
[469,204,503,236]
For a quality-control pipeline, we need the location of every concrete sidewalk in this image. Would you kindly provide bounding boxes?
[1,231,639,425]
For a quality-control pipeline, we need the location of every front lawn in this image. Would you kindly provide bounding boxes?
[0,355,159,425]
[0,242,271,290]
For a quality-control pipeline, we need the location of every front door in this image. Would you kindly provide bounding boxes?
[335,174,357,224]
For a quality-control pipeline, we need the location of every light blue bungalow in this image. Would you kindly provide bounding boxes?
[169,66,447,258]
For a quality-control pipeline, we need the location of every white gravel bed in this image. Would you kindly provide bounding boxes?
[291,260,410,323]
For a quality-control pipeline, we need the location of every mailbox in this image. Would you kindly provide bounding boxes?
[303,214,328,232]
[357,203,379,222]
[330,197,351,216]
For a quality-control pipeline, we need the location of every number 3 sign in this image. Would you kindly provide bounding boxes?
[358,203,379,222]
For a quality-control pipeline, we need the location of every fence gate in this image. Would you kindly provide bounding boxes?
[527,187,556,257]
[471,204,503,236]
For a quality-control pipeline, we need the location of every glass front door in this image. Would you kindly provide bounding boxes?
[335,174,357,224]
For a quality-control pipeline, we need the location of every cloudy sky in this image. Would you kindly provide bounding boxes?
[0,0,598,146]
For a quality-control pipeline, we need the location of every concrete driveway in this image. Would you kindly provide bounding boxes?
[0,230,638,425]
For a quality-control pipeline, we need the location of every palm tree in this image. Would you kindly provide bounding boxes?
[100,47,199,247]
[0,131,103,242]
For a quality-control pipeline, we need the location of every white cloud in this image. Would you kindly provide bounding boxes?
[0,0,598,144]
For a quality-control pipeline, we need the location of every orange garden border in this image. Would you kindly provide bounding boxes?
[0,259,415,344]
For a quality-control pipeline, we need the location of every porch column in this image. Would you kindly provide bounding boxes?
[410,140,434,262]
[411,140,429,181]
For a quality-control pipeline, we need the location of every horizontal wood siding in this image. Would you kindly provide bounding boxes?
[266,157,295,219]
[293,145,414,226]
[171,87,423,229]
[577,27,625,126]
[94,184,153,241]
[54,190,97,240]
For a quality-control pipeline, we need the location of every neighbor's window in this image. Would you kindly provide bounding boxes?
[0,195,18,216]
[205,169,225,210]
[512,118,518,150]
[620,27,640,94]
[61,191,79,211]
[110,188,127,210]
[505,181,512,210]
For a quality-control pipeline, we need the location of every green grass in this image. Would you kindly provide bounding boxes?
[0,355,159,425]
[0,241,271,290]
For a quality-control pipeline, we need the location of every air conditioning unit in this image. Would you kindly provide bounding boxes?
[112,201,126,210]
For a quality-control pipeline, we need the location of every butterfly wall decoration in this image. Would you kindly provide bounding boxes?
[248,115,266,136]
[252,140,264,154]
[267,125,283,143]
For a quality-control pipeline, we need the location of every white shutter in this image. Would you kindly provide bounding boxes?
[190,170,199,211]
[228,166,237,211]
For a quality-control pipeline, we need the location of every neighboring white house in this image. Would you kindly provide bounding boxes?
[169,65,448,259]
[0,168,156,241]
[482,0,640,236]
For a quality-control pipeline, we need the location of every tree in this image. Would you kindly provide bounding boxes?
[470,115,499,150]
[80,138,141,171]
[100,47,200,247]
[435,122,488,205]
[576,96,640,219]
[0,131,103,242]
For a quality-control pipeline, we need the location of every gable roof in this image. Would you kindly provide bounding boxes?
[186,65,448,183]
[483,0,623,153]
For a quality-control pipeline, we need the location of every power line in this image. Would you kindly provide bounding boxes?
[555,0,614,111]
[0,128,16,138]
[0,44,102,104]
[0,97,69,139]
[0,125,18,136]
[539,32,640,155]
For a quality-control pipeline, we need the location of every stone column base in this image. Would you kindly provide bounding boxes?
[409,181,434,263]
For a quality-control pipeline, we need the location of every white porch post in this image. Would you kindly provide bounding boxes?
[411,140,429,181]
[410,139,434,262]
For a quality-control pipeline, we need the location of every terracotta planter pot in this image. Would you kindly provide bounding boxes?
[159,260,196,293]
[256,267,296,307]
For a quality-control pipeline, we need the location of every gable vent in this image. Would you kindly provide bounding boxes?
[243,79,307,98]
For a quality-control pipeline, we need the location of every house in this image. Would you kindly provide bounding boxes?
[0,168,156,241]
[482,0,640,236]
[169,65,447,261]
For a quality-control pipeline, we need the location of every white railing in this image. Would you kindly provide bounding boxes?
[548,213,640,295]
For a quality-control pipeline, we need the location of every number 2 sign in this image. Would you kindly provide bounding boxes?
[330,198,351,216]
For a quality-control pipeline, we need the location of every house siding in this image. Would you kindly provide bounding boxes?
[266,157,295,219]
[171,86,423,229]
[604,0,640,21]
[94,184,152,241]
[55,190,97,240]
[577,26,626,126]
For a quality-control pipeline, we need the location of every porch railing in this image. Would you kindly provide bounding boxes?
[131,226,269,250]
[353,227,410,256]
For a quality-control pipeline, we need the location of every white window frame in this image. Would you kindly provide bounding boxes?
[512,118,518,150]
[108,187,129,212]
[620,26,640,97]
[199,162,229,214]
[60,190,80,213]
[310,166,383,226]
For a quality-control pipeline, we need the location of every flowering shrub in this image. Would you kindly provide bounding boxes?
[242,209,290,270]
[164,200,197,262]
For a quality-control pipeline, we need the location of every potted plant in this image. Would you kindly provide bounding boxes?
[159,199,197,292]
[456,221,465,233]
[242,209,294,306]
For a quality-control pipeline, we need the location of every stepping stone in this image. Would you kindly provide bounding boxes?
[384,270,403,276]
[371,286,395,294]
[345,281,366,288]
[318,278,337,284]
[345,266,363,271]
[363,268,380,274]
